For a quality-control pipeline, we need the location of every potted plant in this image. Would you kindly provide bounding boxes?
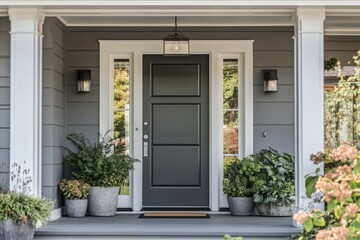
[65,132,139,216]
[59,179,90,217]
[0,163,53,240]
[253,148,295,216]
[223,157,262,216]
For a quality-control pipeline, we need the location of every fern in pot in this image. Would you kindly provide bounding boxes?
[59,179,90,217]
[223,157,262,216]
[253,148,295,216]
[65,132,139,216]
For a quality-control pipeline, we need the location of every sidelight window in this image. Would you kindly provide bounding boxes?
[223,59,239,167]
[113,59,131,196]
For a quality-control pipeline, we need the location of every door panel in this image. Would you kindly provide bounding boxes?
[143,55,209,208]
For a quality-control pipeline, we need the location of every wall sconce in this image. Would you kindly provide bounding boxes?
[77,70,91,93]
[263,69,278,93]
[163,17,190,56]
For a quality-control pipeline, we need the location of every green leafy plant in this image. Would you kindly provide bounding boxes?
[0,192,54,227]
[59,179,90,200]
[224,235,243,240]
[0,163,53,227]
[65,132,139,187]
[324,57,338,71]
[324,51,360,151]
[223,157,262,197]
[253,148,295,206]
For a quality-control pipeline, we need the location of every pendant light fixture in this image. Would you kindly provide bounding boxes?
[163,17,190,56]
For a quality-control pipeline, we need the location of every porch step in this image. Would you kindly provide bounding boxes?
[35,214,300,240]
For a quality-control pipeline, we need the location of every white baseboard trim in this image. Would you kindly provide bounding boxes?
[50,208,62,221]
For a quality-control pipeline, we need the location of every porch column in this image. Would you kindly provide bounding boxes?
[294,7,325,205]
[8,8,44,196]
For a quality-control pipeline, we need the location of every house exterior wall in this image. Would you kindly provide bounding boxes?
[325,36,360,65]
[64,26,295,158]
[0,17,10,190]
[42,18,66,208]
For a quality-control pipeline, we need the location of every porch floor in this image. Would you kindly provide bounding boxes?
[35,213,300,240]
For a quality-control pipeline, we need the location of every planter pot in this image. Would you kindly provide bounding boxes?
[65,199,88,217]
[0,220,35,240]
[255,203,292,216]
[227,196,254,216]
[88,186,119,216]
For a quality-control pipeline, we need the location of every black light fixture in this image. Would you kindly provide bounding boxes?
[163,17,190,56]
[77,70,91,93]
[263,69,278,93]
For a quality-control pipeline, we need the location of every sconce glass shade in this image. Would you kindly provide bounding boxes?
[163,33,189,56]
[77,70,91,93]
[263,69,278,92]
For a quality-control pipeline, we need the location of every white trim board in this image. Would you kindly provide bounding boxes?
[99,40,253,211]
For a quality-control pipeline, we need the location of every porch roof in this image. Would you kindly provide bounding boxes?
[35,214,300,239]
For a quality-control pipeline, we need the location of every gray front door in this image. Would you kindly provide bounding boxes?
[142,55,209,208]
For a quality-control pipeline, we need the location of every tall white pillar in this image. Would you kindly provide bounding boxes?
[295,7,325,205]
[9,8,44,196]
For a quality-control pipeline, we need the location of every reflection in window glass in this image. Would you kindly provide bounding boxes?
[223,111,238,154]
[114,59,130,195]
[223,59,239,156]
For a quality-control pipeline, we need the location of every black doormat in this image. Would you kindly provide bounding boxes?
[139,212,210,219]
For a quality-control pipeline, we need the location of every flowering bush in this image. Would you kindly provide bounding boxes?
[59,179,90,200]
[293,144,360,240]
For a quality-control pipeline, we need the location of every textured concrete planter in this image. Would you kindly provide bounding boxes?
[228,196,255,216]
[88,186,119,216]
[0,220,35,240]
[65,199,88,217]
[256,203,292,216]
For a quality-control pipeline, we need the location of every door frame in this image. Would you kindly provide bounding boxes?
[99,40,254,211]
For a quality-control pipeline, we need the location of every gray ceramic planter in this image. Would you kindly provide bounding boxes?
[65,199,88,217]
[256,203,292,216]
[88,186,119,216]
[228,196,255,216]
[0,220,35,240]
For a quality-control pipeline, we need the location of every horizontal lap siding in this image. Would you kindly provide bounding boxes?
[65,26,295,163]
[42,18,66,208]
[0,17,10,189]
[325,36,360,65]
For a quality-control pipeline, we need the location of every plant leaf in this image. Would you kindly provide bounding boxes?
[354,160,360,176]
[313,217,326,227]
[305,176,318,198]
[304,219,313,232]
[328,199,335,213]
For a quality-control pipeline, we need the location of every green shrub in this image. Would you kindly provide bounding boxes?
[65,132,139,187]
[59,179,90,200]
[253,148,295,206]
[223,157,262,197]
[0,191,54,227]
[224,235,243,240]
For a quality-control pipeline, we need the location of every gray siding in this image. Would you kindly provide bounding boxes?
[42,18,66,209]
[0,17,10,189]
[325,36,360,66]
[65,26,295,156]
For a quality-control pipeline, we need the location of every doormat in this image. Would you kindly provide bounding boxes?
[139,212,210,219]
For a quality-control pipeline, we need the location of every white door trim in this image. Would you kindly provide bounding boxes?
[99,40,253,211]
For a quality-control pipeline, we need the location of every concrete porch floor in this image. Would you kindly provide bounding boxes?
[35,213,300,240]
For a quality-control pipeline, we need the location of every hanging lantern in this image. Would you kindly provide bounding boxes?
[163,17,190,56]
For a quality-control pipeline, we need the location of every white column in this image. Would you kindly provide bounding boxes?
[9,8,44,196]
[295,7,325,206]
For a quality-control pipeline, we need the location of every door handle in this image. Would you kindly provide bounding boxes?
[144,142,148,157]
